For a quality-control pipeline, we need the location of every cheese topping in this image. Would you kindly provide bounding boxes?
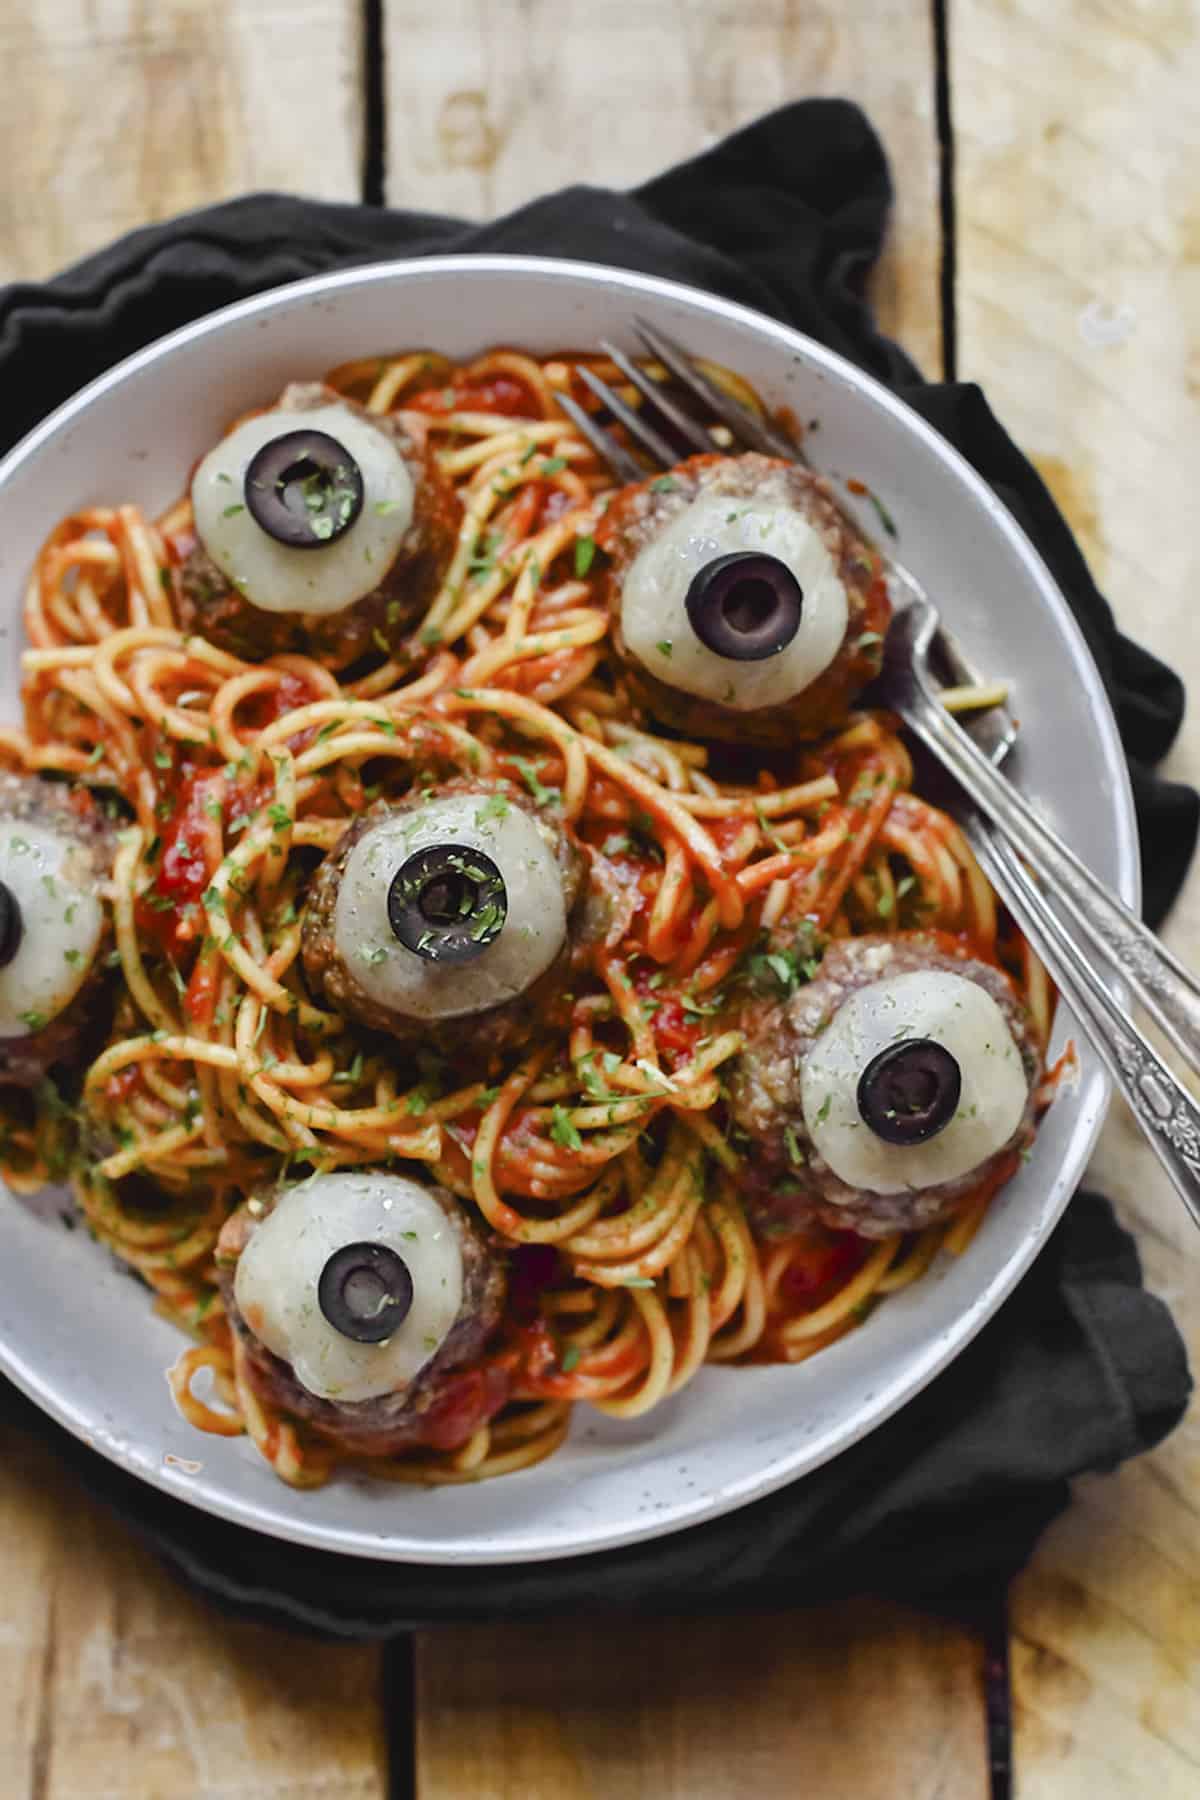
[0,822,104,1037]
[191,402,414,616]
[621,493,849,708]
[333,794,567,1019]
[800,969,1028,1194]
[233,1172,465,1403]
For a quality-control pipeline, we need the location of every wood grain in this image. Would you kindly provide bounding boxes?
[954,2,1200,1794]
[0,10,383,1797]
[0,1425,387,1797]
[0,0,363,283]
[382,0,945,374]
[415,1602,988,1799]
[396,12,980,1797]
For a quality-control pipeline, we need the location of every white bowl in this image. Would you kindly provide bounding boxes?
[0,256,1137,1563]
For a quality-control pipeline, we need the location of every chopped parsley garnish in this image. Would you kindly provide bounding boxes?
[474,794,510,827]
[560,1345,582,1373]
[650,475,678,493]
[656,639,673,658]
[815,1094,833,1125]
[222,503,246,518]
[467,532,500,583]
[19,1010,46,1030]
[573,535,596,577]
[865,491,898,537]
[540,456,567,475]
[513,756,554,806]
[549,1106,583,1151]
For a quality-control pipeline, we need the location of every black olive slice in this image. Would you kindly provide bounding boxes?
[243,429,365,549]
[856,1037,962,1145]
[0,881,23,968]
[684,552,803,662]
[317,1241,414,1343]
[387,843,507,964]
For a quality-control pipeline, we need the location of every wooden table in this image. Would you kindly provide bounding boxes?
[1,4,1196,1793]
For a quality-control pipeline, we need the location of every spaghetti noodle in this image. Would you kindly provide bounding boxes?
[5,346,1055,1487]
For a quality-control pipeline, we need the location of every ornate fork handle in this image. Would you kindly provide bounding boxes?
[891,616,1200,1076]
[964,821,1200,1230]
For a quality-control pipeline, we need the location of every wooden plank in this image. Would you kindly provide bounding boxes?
[0,7,381,1796]
[399,10,971,1796]
[0,0,363,283]
[396,11,975,1796]
[0,1424,387,1797]
[415,1603,989,1799]
[382,0,945,373]
[954,3,1200,1795]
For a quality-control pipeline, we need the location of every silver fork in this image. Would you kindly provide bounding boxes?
[563,320,1200,1230]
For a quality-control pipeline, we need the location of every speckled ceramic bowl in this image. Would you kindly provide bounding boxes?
[0,257,1137,1562]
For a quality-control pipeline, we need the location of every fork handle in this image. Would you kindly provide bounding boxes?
[898,683,1200,1078]
[963,819,1200,1230]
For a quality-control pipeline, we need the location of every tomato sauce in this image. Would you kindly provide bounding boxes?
[237,672,313,735]
[136,768,216,959]
[778,1233,867,1308]
[408,375,537,418]
[104,1065,143,1105]
[419,1363,512,1451]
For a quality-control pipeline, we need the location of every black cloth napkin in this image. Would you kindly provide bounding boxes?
[0,100,1192,1635]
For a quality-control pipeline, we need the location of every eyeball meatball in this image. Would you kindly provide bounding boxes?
[217,1170,508,1456]
[177,381,461,664]
[729,933,1042,1239]
[0,773,117,1086]
[300,777,586,1060]
[597,453,890,747]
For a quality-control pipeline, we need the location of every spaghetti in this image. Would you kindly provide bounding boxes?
[6,346,1056,1487]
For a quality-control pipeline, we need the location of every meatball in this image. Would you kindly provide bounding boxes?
[598,453,890,747]
[217,1170,508,1457]
[0,773,117,1086]
[301,776,586,1061]
[729,933,1042,1239]
[177,382,461,664]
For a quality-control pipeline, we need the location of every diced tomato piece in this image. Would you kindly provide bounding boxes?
[420,1365,512,1451]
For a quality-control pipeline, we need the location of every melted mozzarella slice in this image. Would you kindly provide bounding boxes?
[621,493,849,709]
[333,793,567,1020]
[191,402,415,616]
[234,1172,465,1403]
[800,969,1028,1195]
[0,822,104,1037]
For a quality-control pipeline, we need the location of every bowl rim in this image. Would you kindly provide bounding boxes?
[0,253,1139,1562]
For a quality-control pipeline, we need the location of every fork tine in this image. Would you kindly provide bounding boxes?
[598,340,713,455]
[576,366,679,469]
[633,316,802,461]
[554,389,643,484]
